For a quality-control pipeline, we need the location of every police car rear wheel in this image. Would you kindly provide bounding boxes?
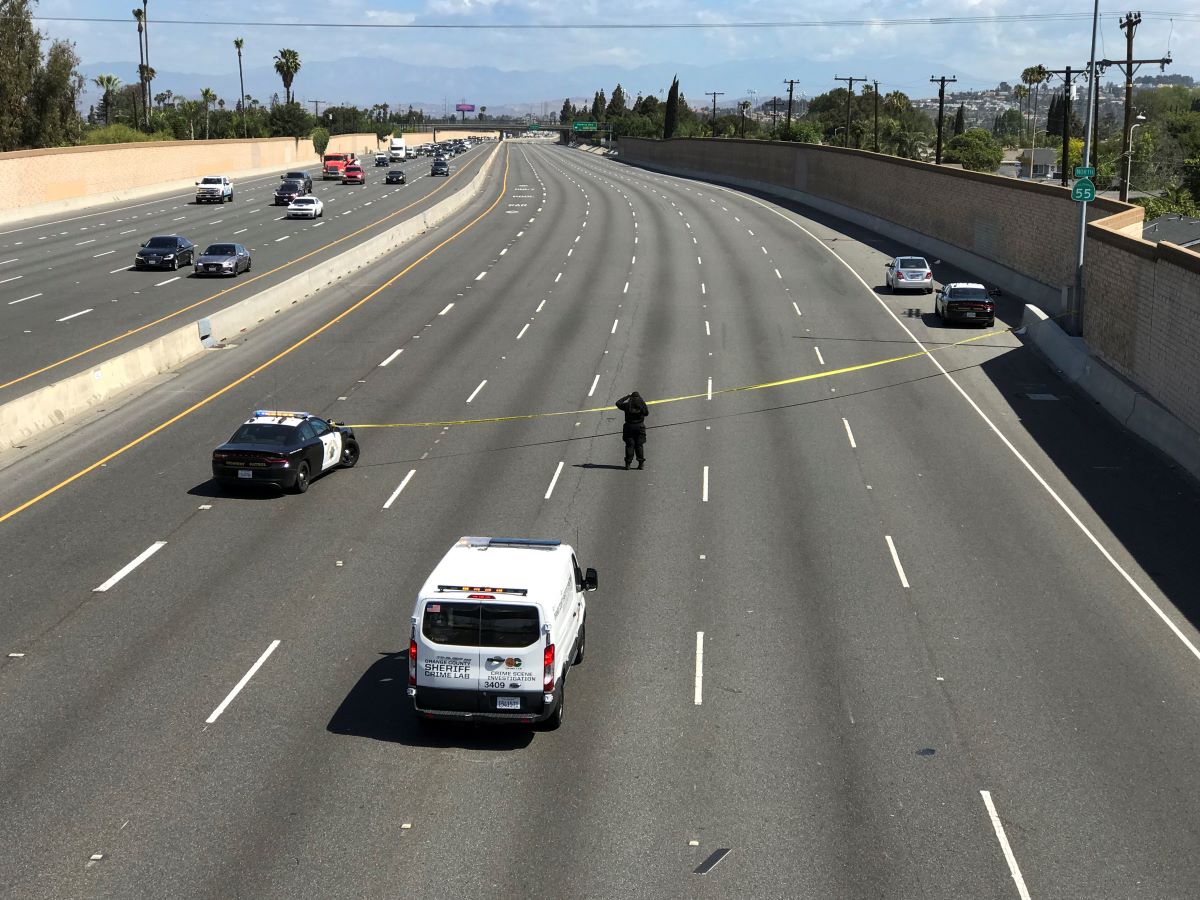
[293,462,310,493]
[340,440,359,468]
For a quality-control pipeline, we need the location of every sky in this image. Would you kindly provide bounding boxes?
[32,0,1199,111]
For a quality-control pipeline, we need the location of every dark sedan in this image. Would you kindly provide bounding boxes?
[935,282,996,327]
[385,169,407,185]
[281,170,313,192]
[275,179,306,205]
[194,243,251,277]
[431,159,449,176]
[134,234,194,270]
[211,410,360,494]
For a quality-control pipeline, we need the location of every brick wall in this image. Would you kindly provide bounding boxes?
[620,137,1200,435]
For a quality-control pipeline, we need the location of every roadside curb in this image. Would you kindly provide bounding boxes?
[0,146,501,450]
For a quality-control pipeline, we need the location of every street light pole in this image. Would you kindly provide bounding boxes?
[1125,115,1145,196]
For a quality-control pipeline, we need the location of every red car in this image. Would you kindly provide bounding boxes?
[341,164,365,185]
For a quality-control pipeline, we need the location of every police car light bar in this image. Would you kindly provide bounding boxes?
[458,536,561,550]
[254,409,312,419]
[436,585,529,596]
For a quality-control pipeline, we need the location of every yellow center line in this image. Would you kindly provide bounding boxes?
[0,147,512,526]
[0,150,494,392]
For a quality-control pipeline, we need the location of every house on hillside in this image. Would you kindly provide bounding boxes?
[1142,214,1200,248]
[1016,148,1057,178]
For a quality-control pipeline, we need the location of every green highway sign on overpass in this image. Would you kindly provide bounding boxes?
[527,123,540,130]
[572,121,598,132]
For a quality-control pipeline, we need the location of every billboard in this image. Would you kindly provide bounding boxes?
[455,103,476,112]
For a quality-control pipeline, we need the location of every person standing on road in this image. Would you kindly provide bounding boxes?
[615,391,649,469]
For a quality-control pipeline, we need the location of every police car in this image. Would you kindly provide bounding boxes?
[408,537,598,730]
[211,410,360,493]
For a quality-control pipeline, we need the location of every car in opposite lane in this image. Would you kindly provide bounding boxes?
[342,164,366,185]
[211,409,360,494]
[885,256,934,293]
[134,234,195,270]
[431,158,449,177]
[935,282,996,327]
[385,169,407,185]
[286,195,324,219]
[281,170,314,192]
[193,242,251,277]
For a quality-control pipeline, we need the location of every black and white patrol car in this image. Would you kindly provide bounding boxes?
[211,410,359,493]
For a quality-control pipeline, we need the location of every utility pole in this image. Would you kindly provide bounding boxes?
[771,96,780,132]
[872,79,880,152]
[1098,12,1172,201]
[930,75,957,163]
[783,79,800,137]
[706,92,724,137]
[835,75,868,148]
[307,99,326,118]
[1043,66,1086,186]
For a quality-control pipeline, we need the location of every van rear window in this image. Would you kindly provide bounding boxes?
[422,602,540,647]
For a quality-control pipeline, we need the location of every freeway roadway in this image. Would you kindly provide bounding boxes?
[0,144,491,397]
[0,139,1198,898]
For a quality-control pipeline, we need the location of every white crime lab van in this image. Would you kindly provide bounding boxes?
[408,536,598,729]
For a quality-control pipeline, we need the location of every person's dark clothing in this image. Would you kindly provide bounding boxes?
[616,393,649,466]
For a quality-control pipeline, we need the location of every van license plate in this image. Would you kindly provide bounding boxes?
[496,697,520,710]
[238,469,253,479]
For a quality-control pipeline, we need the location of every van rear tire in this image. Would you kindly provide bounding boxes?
[541,682,564,731]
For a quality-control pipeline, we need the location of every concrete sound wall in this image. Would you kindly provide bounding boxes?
[0,133,379,225]
[618,137,1200,467]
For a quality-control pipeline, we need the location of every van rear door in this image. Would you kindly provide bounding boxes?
[478,603,542,711]
[416,600,482,710]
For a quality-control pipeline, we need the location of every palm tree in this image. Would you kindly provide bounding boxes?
[1012,84,1029,143]
[273,49,301,105]
[200,87,216,139]
[93,74,122,126]
[234,38,247,138]
[1021,65,1049,147]
[141,1,152,117]
[132,9,147,129]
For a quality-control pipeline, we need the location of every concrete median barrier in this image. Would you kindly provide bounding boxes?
[0,145,501,450]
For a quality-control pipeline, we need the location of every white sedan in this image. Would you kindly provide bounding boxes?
[286,195,324,219]
[885,255,934,293]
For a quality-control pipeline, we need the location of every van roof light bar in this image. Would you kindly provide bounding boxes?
[436,585,529,596]
[457,536,561,550]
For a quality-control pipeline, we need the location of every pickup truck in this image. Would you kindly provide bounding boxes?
[322,152,357,180]
[195,175,233,203]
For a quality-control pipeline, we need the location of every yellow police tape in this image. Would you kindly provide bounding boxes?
[349,324,1010,429]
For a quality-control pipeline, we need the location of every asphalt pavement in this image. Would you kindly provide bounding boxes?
[0,138,1198,899]
[0,145,492,396]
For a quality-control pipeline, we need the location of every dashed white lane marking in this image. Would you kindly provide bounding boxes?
[707,377,713,400]
[623,281,629,294]
[842,418,857,448]
[814,347,825,365]
[475,271,486,281]
[154,276,180,287]
[438,302,454,316]
[75,239,95,246]
[631,255,636,265]
[92,250,116,258]
[233,228,247,235]
[274,235,289,242]
[793,302,802,316]
[500,248,508,256]
[383,469,417,509]
[697,256,702,266]
[775,268,782,279]
[701,283,706,295]
[119,229,136,235]
[57,308,94,322]
[466,379,487,403]
[93,541,166,592]
[702,466,710,502]
[516,323,530,340]
[379,348,403,367]
[516,230,524,237]
[705,320,711,336]
[980,792,1032,900]
[748,229,754,236]
[885,535,910,588]
[544,460,565,500]
[588,374,600,397]
[205,640,281,724]
[8,293,42,305]
[554,272,562,283]
[694,632,705,705]
[0,275,23,285]
[611,318,619,334]
[172,216,186,222]
[208,220,223,225]
[109,266,128,274]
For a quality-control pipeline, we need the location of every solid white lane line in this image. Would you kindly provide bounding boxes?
[702,466,710,502]
[475,271,487,281]
[379,348,403,367]
[92,250,116,258]
[588,373,600,397]
[154,276,180,287]
[611,318,619,334]
[885,535,910,588]
[705,320,711,336]
[554,272,562,283]
[842,418,857,448]
[205,640,281,724]
[694,632,705,705]
[8,293,42,305]
[383,469,417,509]
[109,266,128,274]
[439,302,454,316]
[0,275,23,285]
[516,323,530,340]
[707,377,713,400]
[544,460,565,499]
[57,308,93,322]
[93,541,166,592]
[814,347,825,365]
[466,379,487,403]
[793,302,802,316]
[980,792,1033,900]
